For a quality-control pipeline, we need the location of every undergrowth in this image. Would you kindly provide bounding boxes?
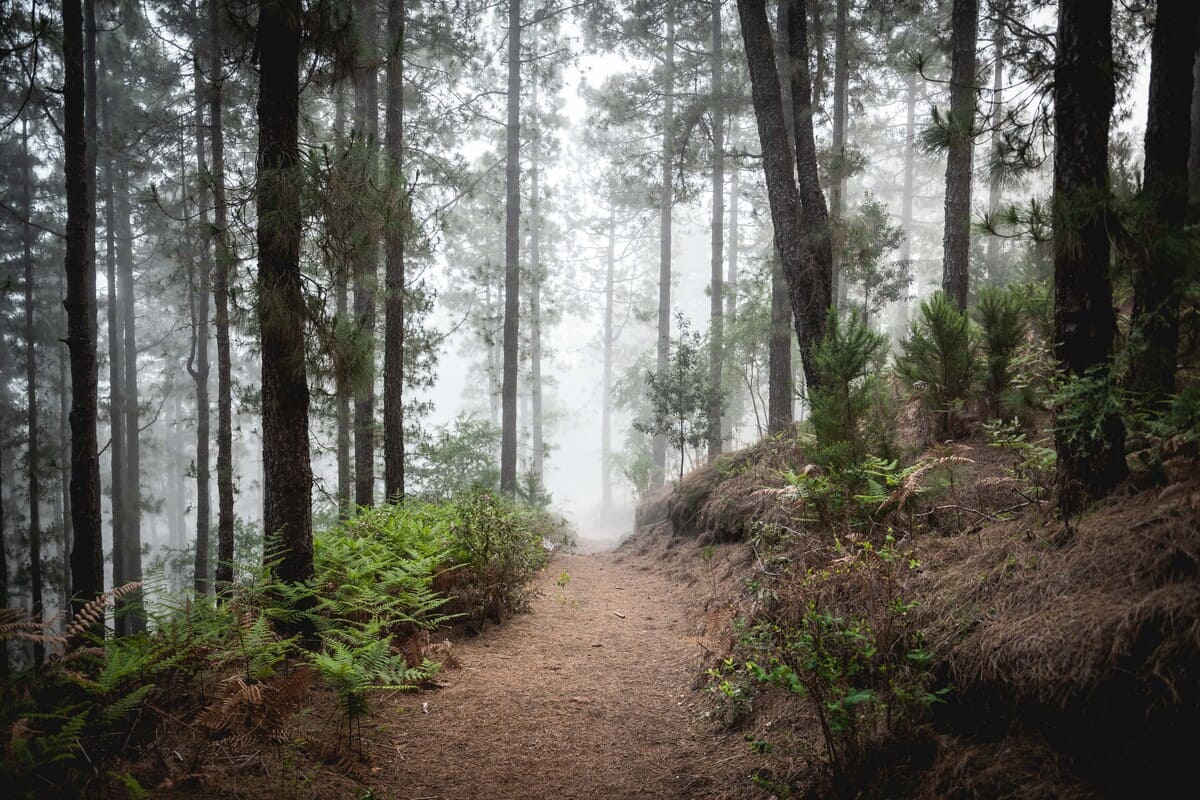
[0,491,570,798]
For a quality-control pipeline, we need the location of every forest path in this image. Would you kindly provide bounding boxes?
[372,551,753,799]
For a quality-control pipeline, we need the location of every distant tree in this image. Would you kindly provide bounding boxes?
[256,0,313,585]
[841,192,912,326]
[500,0,521,496]
[635,314,723,482]
[1051,0,1126,514]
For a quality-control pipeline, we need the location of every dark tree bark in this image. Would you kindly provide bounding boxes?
[63,0,104,618]
[1128,0,1199,401]
[737,0,830,393]
[1052,0,1127,515]
[1189,48,1200,206]
[57,273,72,602]
[256,0,313,585]
[941,0,978,311]
[652,0,676,486]
[208,0,235,593]
[768,0,793,433]
[500,0,520,496]
[189,42,212,597]
[21,112,43,661]
[708,0,725,459]
[353,0,379,508]
[383,0,406,502]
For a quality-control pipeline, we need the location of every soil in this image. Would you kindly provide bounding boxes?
[366,550,756,800]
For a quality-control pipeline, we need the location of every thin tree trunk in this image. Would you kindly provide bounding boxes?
[116,150,144,633]
[189,45,212,597]
[209,0,235,593]
[708,0,724,460]
[333,82,352,518]
[1129,0,1199,402]
[942,0,978,310]
[353,0,379,509]
[383,0,406,502]
[653,0,677,486]
[1189,48,1200,206]
[500,0,521,496]
[830,0,848,307]
[100,61,126,604]
[984,5,1006,283]
[21,112,43,662]
[64,0,105,619]
[898,70,917,336]
[768,254,793,433]
[530,76,545,487]
[1052,0,1127,515]
[723,159,740,446]
[257,0,313,587]
[601,204,616,511]
[58,286,72,602]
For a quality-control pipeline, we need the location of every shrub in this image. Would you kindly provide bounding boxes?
[896,292,977,438]
[974,285,1026,416]
[810,310,888,466]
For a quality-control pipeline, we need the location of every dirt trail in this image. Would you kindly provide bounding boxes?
[372,551,753,799]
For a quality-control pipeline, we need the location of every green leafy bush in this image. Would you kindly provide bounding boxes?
[897,291,978,438]
[734,537,942,788]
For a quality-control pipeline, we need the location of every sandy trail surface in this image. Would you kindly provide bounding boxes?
[372,551,753,799]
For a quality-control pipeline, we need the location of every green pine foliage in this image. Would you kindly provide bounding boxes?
[810,310,888,466]
[974,285,1027,416]
[896,292,978,437]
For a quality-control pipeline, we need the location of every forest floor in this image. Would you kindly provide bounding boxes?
[361,550,755,800]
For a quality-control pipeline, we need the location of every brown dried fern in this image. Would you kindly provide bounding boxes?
[63,581,144,641]
[195,667,314,741]
[878,455,975,514]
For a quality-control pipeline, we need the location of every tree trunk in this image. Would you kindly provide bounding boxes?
[737,0,830,394]
[116,150,144,633]
[353,0,379,509]
[333,82,352,518]
[830,0,848,307]
[653,0,677,486]
[22,112,43,662]
[64,0,104,619]
[58,282,72,602]
[984,4,1006,283]
[257,0,313,587]
[530,75,545,486]
[500,0,521,496]
[897,70,917,337]
[100,63,126,605]
[206,0,234,592]
[601,204,616,511]
[707,0,725,460]
[1189,48,1200,206]
[189,46,212,597]
[768,255,794,433]
[722,160,740,446]
[1052,0,1127,515]
[383,0,406,502]
[942,0,978,310]
[1128,0,1199,402]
